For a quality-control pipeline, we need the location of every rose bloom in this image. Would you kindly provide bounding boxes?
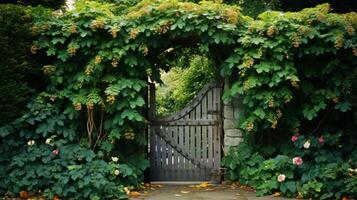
[45,138,52,144]
[114,169,120,176]
[277,174,286,182]
[292,157,303,166]
[303,140,311,149]
[318,136,324,144]
[291,134,299,142]
[52,149,59,155]
[27,140,35,146]
[111,157,119,162]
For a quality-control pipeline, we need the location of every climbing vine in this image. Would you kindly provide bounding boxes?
[1,0,356,199]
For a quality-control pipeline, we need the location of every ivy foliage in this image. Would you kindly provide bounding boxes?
[1,0,357,199]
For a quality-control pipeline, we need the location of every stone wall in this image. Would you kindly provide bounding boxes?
[223,79,244,152]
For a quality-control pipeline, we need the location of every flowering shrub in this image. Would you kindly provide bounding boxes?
[223,132,357,199]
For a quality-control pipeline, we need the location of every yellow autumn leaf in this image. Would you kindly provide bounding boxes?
[273,192,281,197]
[180,190,190,194]
[129,191,142,197]
[197,182,211,188]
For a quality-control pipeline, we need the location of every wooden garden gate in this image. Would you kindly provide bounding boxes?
[148,82,223,182]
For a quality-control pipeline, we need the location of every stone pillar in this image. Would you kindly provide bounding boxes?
[223,78,244,152]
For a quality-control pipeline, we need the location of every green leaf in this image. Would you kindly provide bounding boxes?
[253,108,266,119]
[286,181,296,193]
[334,102,351,112]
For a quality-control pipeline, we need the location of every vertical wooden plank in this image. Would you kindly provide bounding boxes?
[214,87,222,182]
[155,131,160,180]
[195,101,202,181]
[202,90,212,180]
[184,114,190,180]
[167,126,173,181]
[190,109,196,180]
[173,125,178,180]
[198,94,208,181]
[211,87,216,175]
[158,133,163,180]
[178,125,184,180]
[163,129,168,181]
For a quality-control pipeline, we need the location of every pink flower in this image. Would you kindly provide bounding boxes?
[277,174,286,182]
[318,136,324,144]
[52,149,59,155]
[291,134,299,142]
[292,157,303,166]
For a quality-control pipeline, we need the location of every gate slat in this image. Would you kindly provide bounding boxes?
[173,126,178,180]
[189,109,195,180]
[213,87,221,182]
[178,125,184,180]
[167,127,173,180]
[184,114,190,179]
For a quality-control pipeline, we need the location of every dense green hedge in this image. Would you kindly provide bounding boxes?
[0,4,49,126]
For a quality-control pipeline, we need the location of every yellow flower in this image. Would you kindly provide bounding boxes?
[86,102,94,110]
[106,95,116,104]
[67,47,77,56]
[130,28,139,39]
[334,36,344,49]
[90,19,105,30]
[94,56,102,64]
[346,25,355,36]
[111,28,118,38]
[30,45,38,54]
[266,25,278,37]
[69,24,77,33]
[74,103,82,111]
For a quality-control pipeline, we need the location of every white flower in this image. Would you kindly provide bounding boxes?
[277,174,286,182]
[27,140,35,146]
[111,156,119,162]
[45,138,52,145]
[114,169,120,176]
[303,140,311,149]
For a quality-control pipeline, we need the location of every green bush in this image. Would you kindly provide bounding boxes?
[0,95,147,199]
[0,4,49,126]
[223,132,357,199]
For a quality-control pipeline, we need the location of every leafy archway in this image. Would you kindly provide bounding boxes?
[1,0,356,199]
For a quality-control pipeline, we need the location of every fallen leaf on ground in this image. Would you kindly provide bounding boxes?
[129,191,142,197]
[19,191,29,198]
[180,190,190,194]
[273,192,281,197]
[175,194,182,197]
[236,193,241,196]
[197,182,211,188]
